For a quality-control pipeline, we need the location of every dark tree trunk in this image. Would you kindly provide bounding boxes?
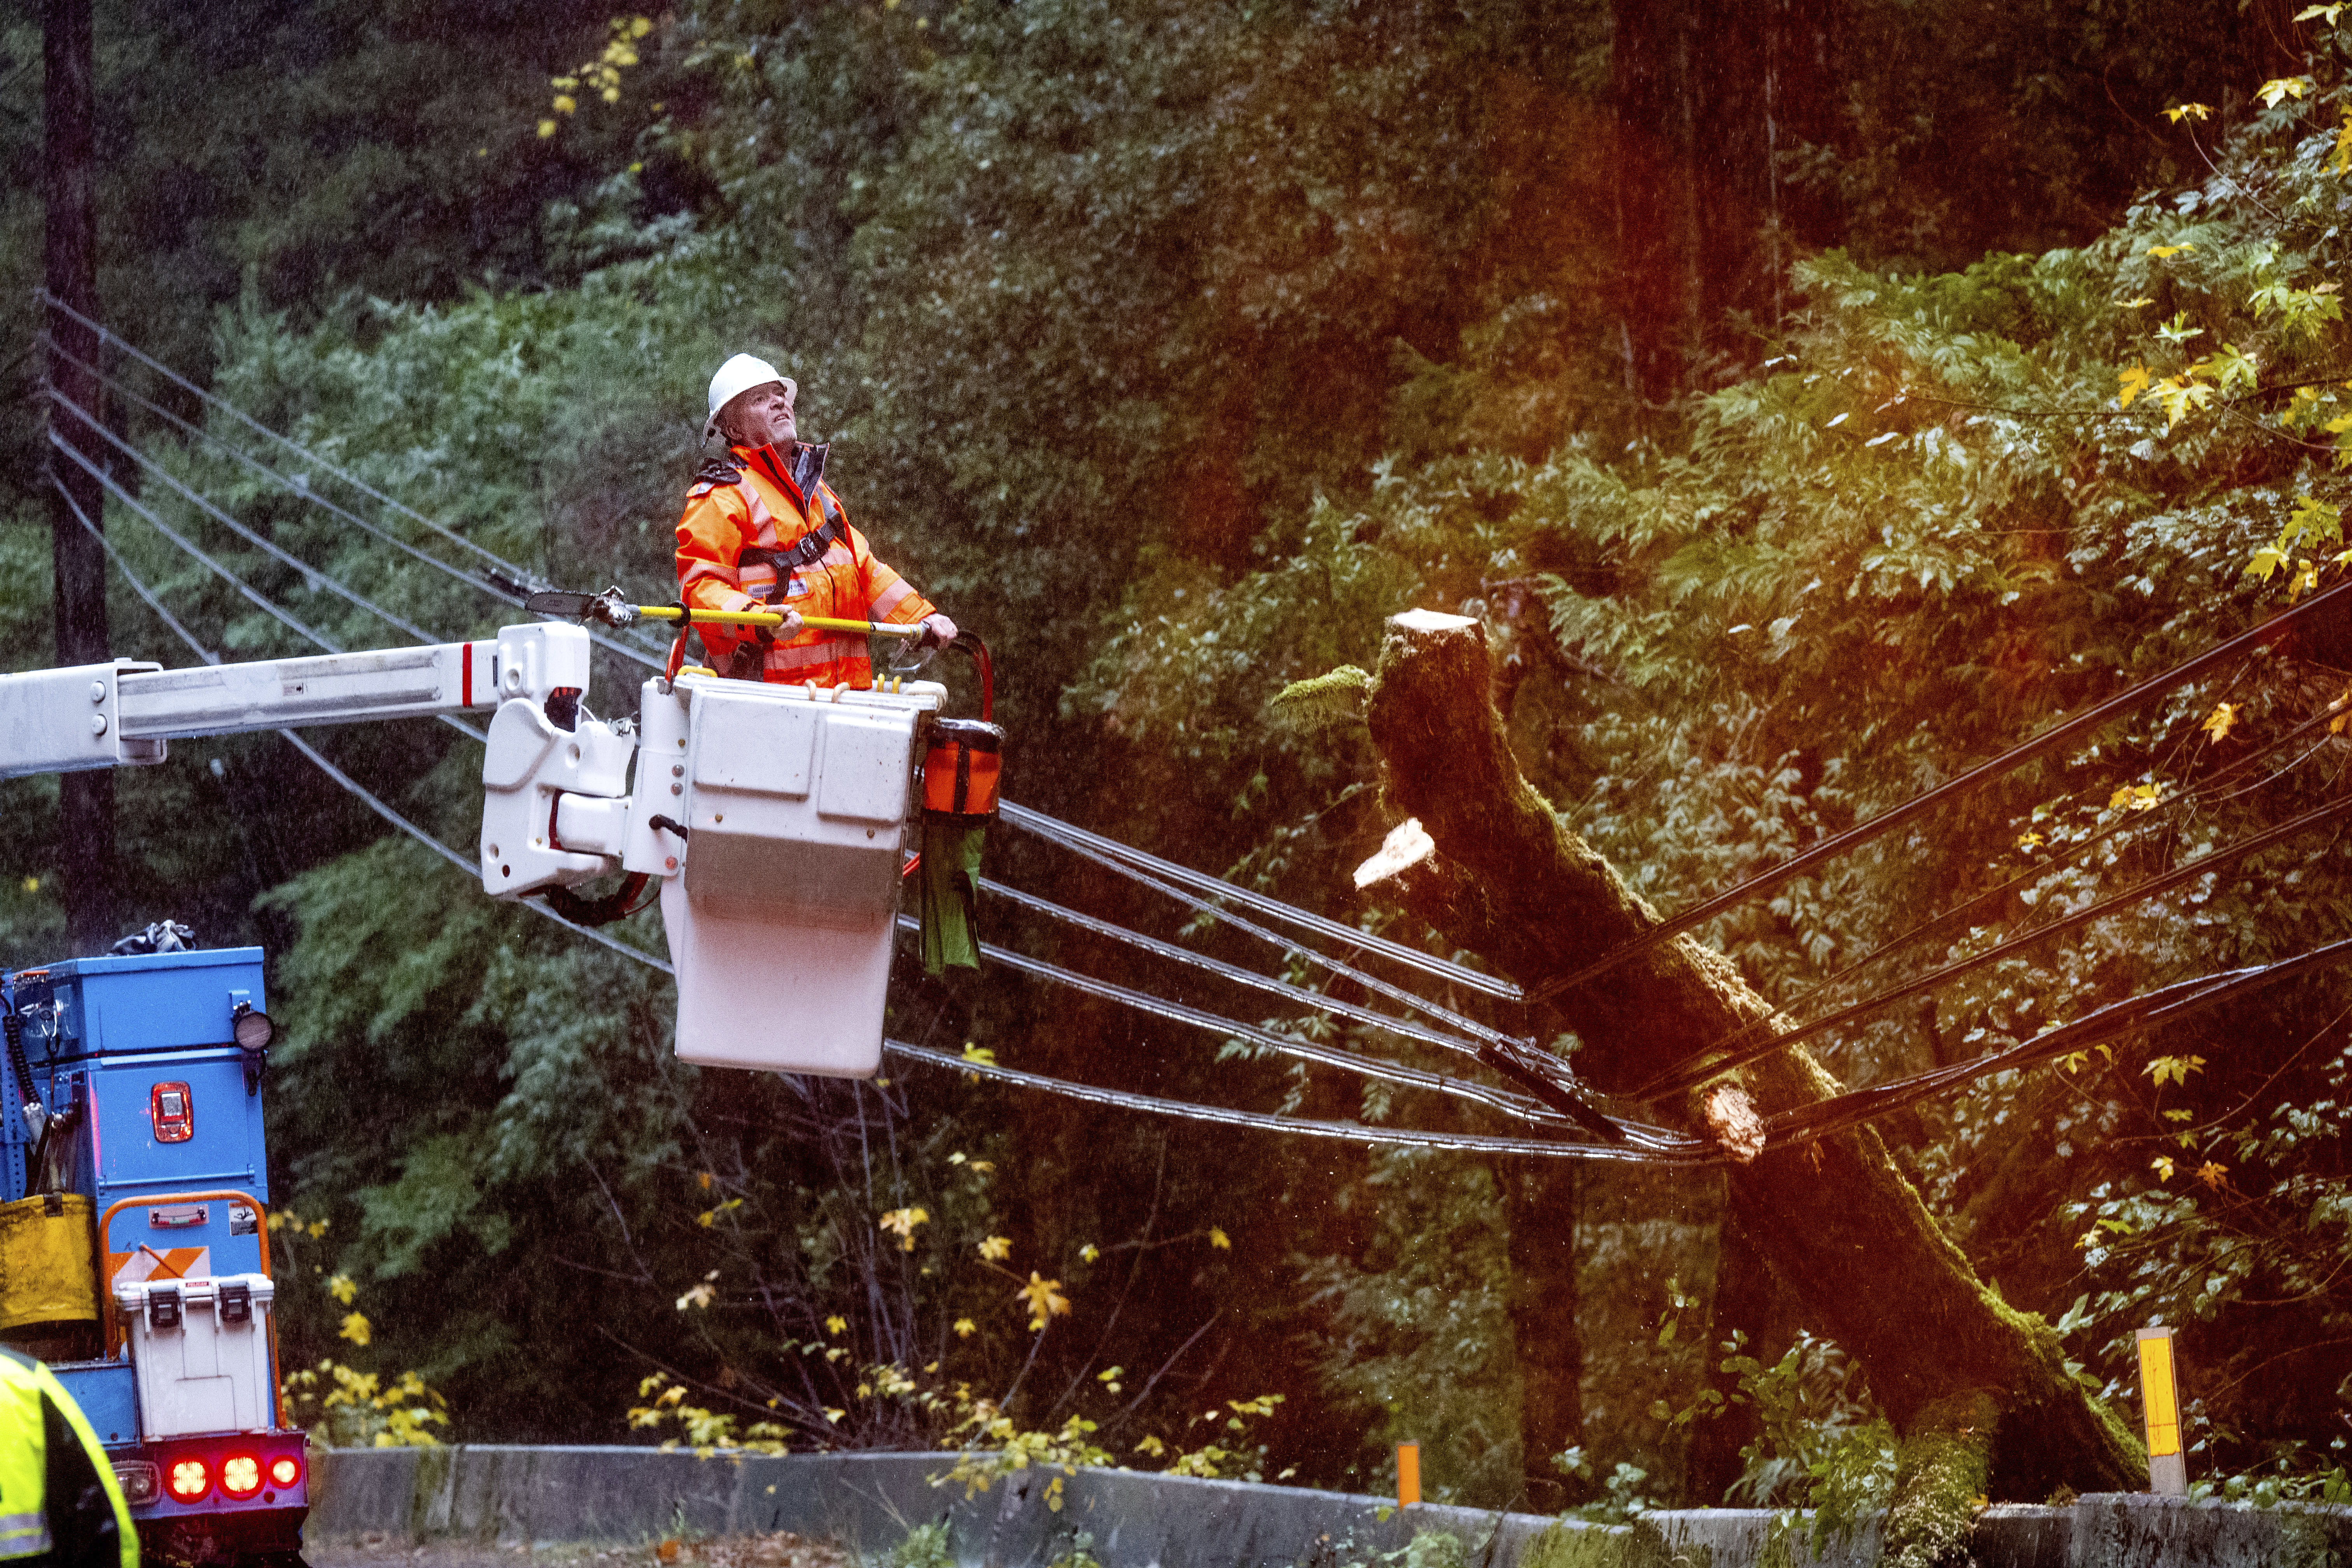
[1498,1156,1582,1509]
[1362,611,2142,1554]
[44,0,116,956]
[1611,0,1843,401]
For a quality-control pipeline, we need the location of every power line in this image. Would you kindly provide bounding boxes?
[1762,934,2352,1146]
[48,397,445,646]
[980,876,1496,1060]
[1636,789,2352,1101]
[38,290,533,580]
[1678,693,2352,1096]
[63,481,669,975]
[1007,806,1526,1051]
[883,1040,1711,1163]
[1001,801,1522,1002]
[887,913,1664,1144]
[40,330,667,671]
[47,451,486,745]
[1528,574,2352,1006]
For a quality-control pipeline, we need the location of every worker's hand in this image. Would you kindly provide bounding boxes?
[772,607,805,639]
[918,612,958,649]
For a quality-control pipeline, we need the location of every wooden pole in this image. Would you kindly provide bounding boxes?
[44,0,117,954]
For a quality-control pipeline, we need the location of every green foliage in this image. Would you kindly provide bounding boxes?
[1303,1150,1521,1506]
[24,0,2352,1496]
[887,1520,955,1568]
[1520,1519,1693,1568]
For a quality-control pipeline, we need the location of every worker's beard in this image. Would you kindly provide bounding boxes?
[727,410,797,450]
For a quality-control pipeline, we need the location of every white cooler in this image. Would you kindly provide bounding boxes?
[113,1274,275,1437]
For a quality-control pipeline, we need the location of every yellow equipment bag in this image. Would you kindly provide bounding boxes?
[0,1194,97,1330]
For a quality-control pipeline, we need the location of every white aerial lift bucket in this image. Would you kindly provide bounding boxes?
[628,674,944,1077]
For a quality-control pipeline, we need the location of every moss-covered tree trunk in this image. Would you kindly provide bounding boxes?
[1362,611,2142,1544]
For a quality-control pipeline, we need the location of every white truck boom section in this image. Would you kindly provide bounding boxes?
[0,624,946,1079]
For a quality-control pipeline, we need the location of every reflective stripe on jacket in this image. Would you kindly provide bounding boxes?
[675,443,934,689]
[0,1348,137,1568]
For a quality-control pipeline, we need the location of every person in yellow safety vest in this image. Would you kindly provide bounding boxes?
[0,1348,136,1568]
[675,354,956,688]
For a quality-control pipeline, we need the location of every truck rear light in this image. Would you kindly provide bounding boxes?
[111,1461,158,1505]
[267,1455,301,1488]
[219,1454,262,1499]
[165,1457,208,1501]
[151,1081,193,1142]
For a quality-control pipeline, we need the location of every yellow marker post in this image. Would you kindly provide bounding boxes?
[2136,1325,2188,1495]
[1396,1442,1421,1509]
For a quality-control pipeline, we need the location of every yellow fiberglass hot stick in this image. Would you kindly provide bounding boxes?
[522,587,928,638]
[635,604,923,637]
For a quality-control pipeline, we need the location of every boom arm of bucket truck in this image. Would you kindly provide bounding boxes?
[0,623,948,1078]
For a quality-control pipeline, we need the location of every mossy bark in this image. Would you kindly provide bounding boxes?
[1362,612,2143,1510]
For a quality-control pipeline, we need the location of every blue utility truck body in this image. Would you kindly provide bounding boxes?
[2,947,308,1566]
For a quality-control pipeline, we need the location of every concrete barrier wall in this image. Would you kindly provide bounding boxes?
[304,1447,2352,1568]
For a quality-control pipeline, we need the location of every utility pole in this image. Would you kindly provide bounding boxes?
[44,0,117,954]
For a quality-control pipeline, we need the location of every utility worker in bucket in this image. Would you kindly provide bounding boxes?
[0,1347,137,1568]
[676,354,956,686]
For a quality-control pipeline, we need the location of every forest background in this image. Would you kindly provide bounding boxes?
[6,0,2352,1519]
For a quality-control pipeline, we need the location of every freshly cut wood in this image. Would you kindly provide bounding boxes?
[1353,817,1436,889]
[1360,609,2142,1532]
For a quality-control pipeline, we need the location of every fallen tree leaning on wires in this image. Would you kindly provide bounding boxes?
[1359,609,2144,1547]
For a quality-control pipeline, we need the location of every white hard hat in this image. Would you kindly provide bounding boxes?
[704,353,794,438]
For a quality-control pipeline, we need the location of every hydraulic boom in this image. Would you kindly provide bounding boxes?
[0,623,970,1078]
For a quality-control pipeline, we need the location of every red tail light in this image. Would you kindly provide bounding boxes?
[219,1454,262,1499]
[165,1458,209,1501]
[267,1455,301,1488]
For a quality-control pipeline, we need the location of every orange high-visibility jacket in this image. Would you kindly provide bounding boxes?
[674,441,934,688]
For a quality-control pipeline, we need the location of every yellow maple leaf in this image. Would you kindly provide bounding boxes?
[2146,243,2197,259]
[2117,363,2151,409]
[2151,1154,2177,1181]
[2016,830,2045,850]
[1015,1272,1071,1332]
[954,1317,977,1338]
[2258,75,2314,108]
[1208,1227,1232,1250]
[2164,103,2213,123]
[2201,702,2238,743]
[2195,1160,2230,1190]
[327,1273,358,1305]
[1080,1243,1100,1263]
[2118,296,2156,309]
[825,1314,848,1335]
[976,1235,1013,1262]
[878,1207,929,1251]
[339,1311,373,1346]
